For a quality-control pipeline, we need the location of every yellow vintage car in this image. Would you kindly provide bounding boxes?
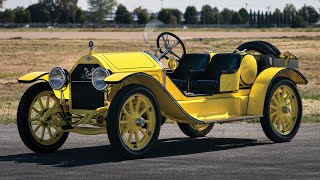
[17,21,307,159]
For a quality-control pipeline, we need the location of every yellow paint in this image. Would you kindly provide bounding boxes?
[18,72,48,82]
[220,71,240,92]
[104,72,135,83]
[239,55,258,85]
[103,52,156,70]
[247,67,307,115]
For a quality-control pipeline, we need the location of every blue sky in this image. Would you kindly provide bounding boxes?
[2,0,320,12]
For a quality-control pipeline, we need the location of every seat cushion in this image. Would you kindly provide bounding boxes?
[172,79,186,90]
[190,80,219,94]
[169,53,210,80]
[205,53,242,80]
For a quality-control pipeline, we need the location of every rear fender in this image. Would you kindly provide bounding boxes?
[247,68,307,115]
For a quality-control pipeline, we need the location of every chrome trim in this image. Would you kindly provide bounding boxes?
[144,51,166,87]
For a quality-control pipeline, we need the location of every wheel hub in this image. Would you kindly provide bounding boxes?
[282,106,291,114]
[136,117,146,127]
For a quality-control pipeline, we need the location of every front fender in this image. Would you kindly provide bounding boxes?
[18,72,70,99]
[18,72,48,83]
[105,72,203,124]
[247,68,307,115]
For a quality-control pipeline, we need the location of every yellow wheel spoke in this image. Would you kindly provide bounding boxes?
[144,120,150,123]
[40,125,45,140]
[139,127,148,136]
[277,117,281,130]
[276,91,282,104]
[33,123,42,133]
[139,107,149,117]
[121,128,129,137]
[38,98,45,111]
[134,131,139,144]
[119,120,128,125]
[270,106,278,110]
[129,99,134,113]
[32,107,41,115]
[270,112,278,118]
[128,131,133,144]
[47,126,53,138]
[135,98,141,113]
[281,119,286,131]
[272,97,279,106]
[46,96,50,109]
[122,108,130,118]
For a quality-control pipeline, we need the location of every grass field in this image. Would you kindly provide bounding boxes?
[0,36,319,124]
[0,27,320,32]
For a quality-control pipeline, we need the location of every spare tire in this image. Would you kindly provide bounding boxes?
[235,41,281,57]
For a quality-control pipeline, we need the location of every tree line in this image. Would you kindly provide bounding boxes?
[0,0,319,28]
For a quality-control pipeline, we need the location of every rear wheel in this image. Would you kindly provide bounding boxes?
[17,82,69,153]
[260,79,302,142]
[178,123,214,138]
[107,85,161,159]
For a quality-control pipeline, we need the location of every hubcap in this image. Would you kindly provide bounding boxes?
[28,91,64,145]
[269,85,298,135]
[119,94,156,150]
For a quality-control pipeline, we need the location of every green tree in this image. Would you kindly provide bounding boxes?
[134,6,149,24]
[293,15,307,28]
[220,8,233,24]
[27,4,50,23]
[273,8,282,27]
[184,6,198,24]
[115,4,132,24]
[239,8,248,23]
[171,9,181,24]
[0,0,6,8]
[0,9,14,23]
[88,0,117,23]
[13,7,31,23]
[158,8,181,24]
[75,7,85,23]
[212,7,220,24]
[230,12,242,24]
[299,5,319,24]
[158,9,171,24]
[201,5,215,24]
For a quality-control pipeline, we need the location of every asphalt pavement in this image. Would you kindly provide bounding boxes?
[0,123,319,179]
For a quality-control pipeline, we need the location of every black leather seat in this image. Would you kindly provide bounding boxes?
[169,53,210,90]
[188,53,242,94]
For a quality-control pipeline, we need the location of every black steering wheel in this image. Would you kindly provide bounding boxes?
[156,32,186,61]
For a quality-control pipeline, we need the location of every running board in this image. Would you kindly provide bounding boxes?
[203,115,263,124]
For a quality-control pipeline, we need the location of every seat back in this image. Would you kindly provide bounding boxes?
[170,53,210,80]
[205,53,242,80]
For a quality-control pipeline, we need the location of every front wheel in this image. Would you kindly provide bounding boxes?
[260,79,302,142]
[178,123,214,138]
[107,85,161,159]
[17,82,69,153]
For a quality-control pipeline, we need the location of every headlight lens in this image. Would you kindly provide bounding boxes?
[48,67,67,90]
[92,67,110,91]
